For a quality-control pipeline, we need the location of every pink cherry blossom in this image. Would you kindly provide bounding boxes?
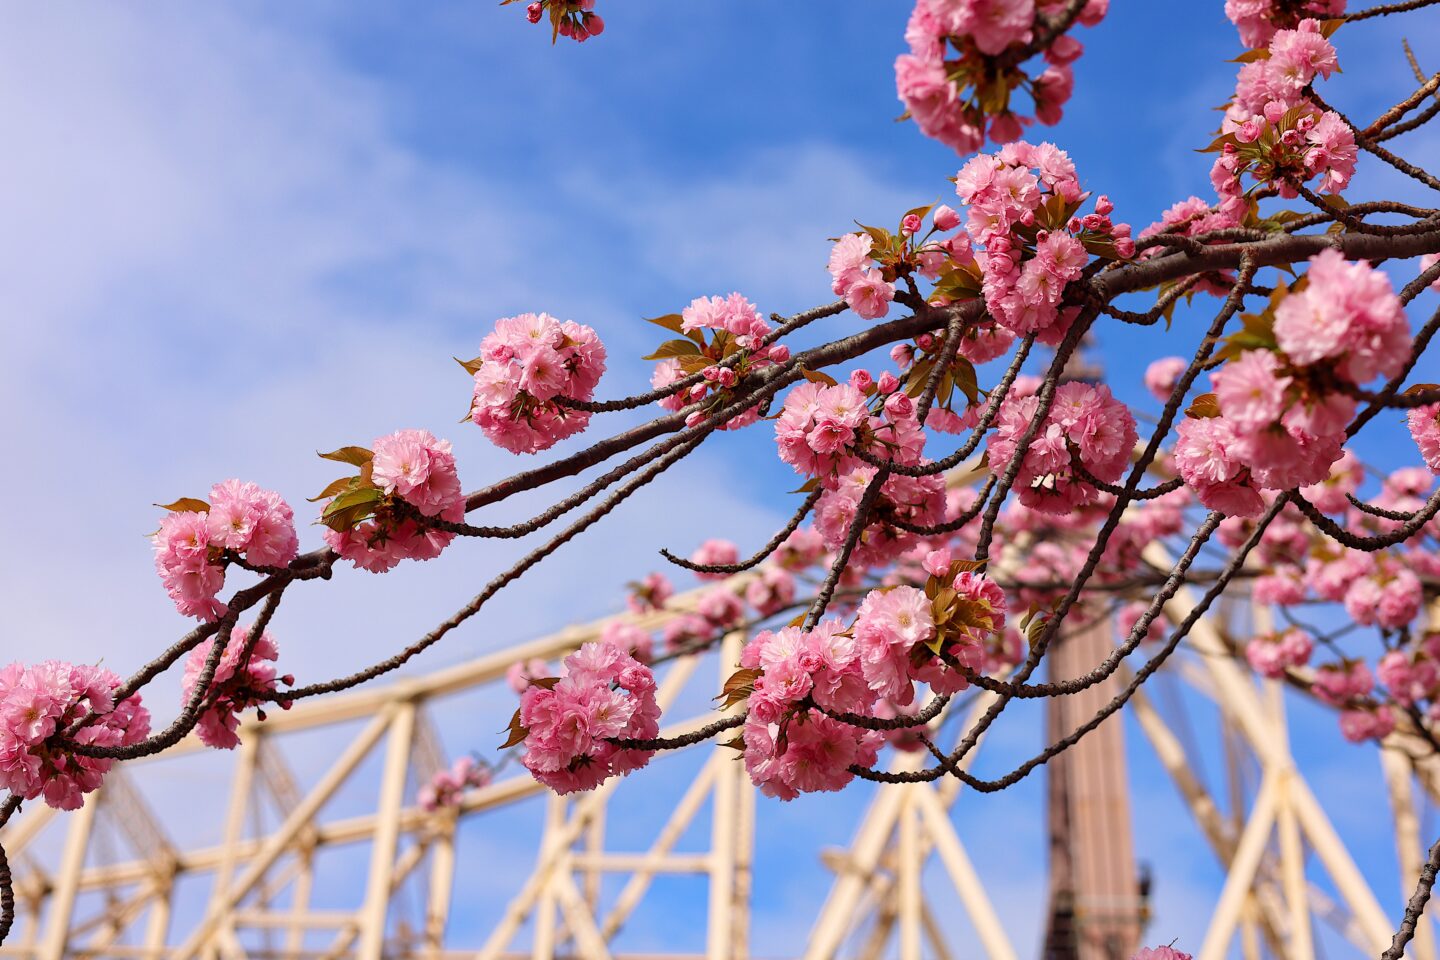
[1409,403,1440,473]
[470,312,606,454]
[325,429,465,574]
[182,622,291,750]
[518,639,659,795]
[0,662,151,810]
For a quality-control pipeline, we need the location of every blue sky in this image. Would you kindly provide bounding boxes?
[1,2,1438,957]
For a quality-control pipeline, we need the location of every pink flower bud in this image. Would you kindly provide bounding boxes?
[768,344,791,363]
[989,112,1023,144]
[1094,195,1113,216]
[585,12,604,35]
[1067,217,1082,233]
[1111,222,1132,238]
[877,371,901,394]
[1045,34,1083,65]
[884,392,914,420]
[1019,209,1037,226]
[901,213,923,235]
[1263,101,1285,123]
[1237,118,1262,143]
[1115,237,1136,259]
[849,369,874,391]
[944,236,974,263]
[702,365,721,381]
[916,332,936,351]
[716,367,738,388]
[933,205,961,231]
[922,549,953,577]
[685,411,704,428]
[526,1,543,23]
[888,345,913,370]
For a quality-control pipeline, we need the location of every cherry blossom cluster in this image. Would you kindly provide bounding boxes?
[320,429,466,573]
[1174,251,1409,518]
[508,0,605,42]
[153,480,299,621]
[1133,948,1192,960]
[648,293,789,429]
[512,639,659,795]
[1236,480,1429,626]
[988,379,1138,515]
[737,622,884,800]
[774,375,927,483]
[181,623,293,750]
[955,142,1133,340]
[1208,19,1354,216]
[895,0,1108,153]
[816,465,948,570]
[0,662,150,810]
[1411,403,1440,473]
[418,756,493,812]
[1225,0,1345,48]
[1244,627,1314,679]
[466,312,607,454]
[1313,659,1397,742]
[735,557,1007,799]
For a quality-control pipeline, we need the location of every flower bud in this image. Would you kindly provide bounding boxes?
[916,332,936,351]
[922,549,953,577]
[884,392,914,420]
[933,204,961,231]
[526,1,543,22]
[901,213,923,235]
[768,344,791,363]
[849,369,874,391]
[1094,195,1113,216]
[877,371,901,394]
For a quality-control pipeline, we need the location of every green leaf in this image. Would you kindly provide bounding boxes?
[318,446,374,467]
[321,485,383,521]
[950,358,980,405]
[155,497,210,514]
[641,338,704,362]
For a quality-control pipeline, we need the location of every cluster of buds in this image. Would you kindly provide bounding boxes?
[647,293,789,430]
[508,0,605,42]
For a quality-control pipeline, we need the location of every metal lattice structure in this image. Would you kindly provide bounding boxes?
[1,553,1437,959]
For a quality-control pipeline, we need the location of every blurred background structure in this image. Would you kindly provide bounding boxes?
[1,561,1433,960]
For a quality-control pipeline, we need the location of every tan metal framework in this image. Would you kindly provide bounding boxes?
[0,558,1435,959]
